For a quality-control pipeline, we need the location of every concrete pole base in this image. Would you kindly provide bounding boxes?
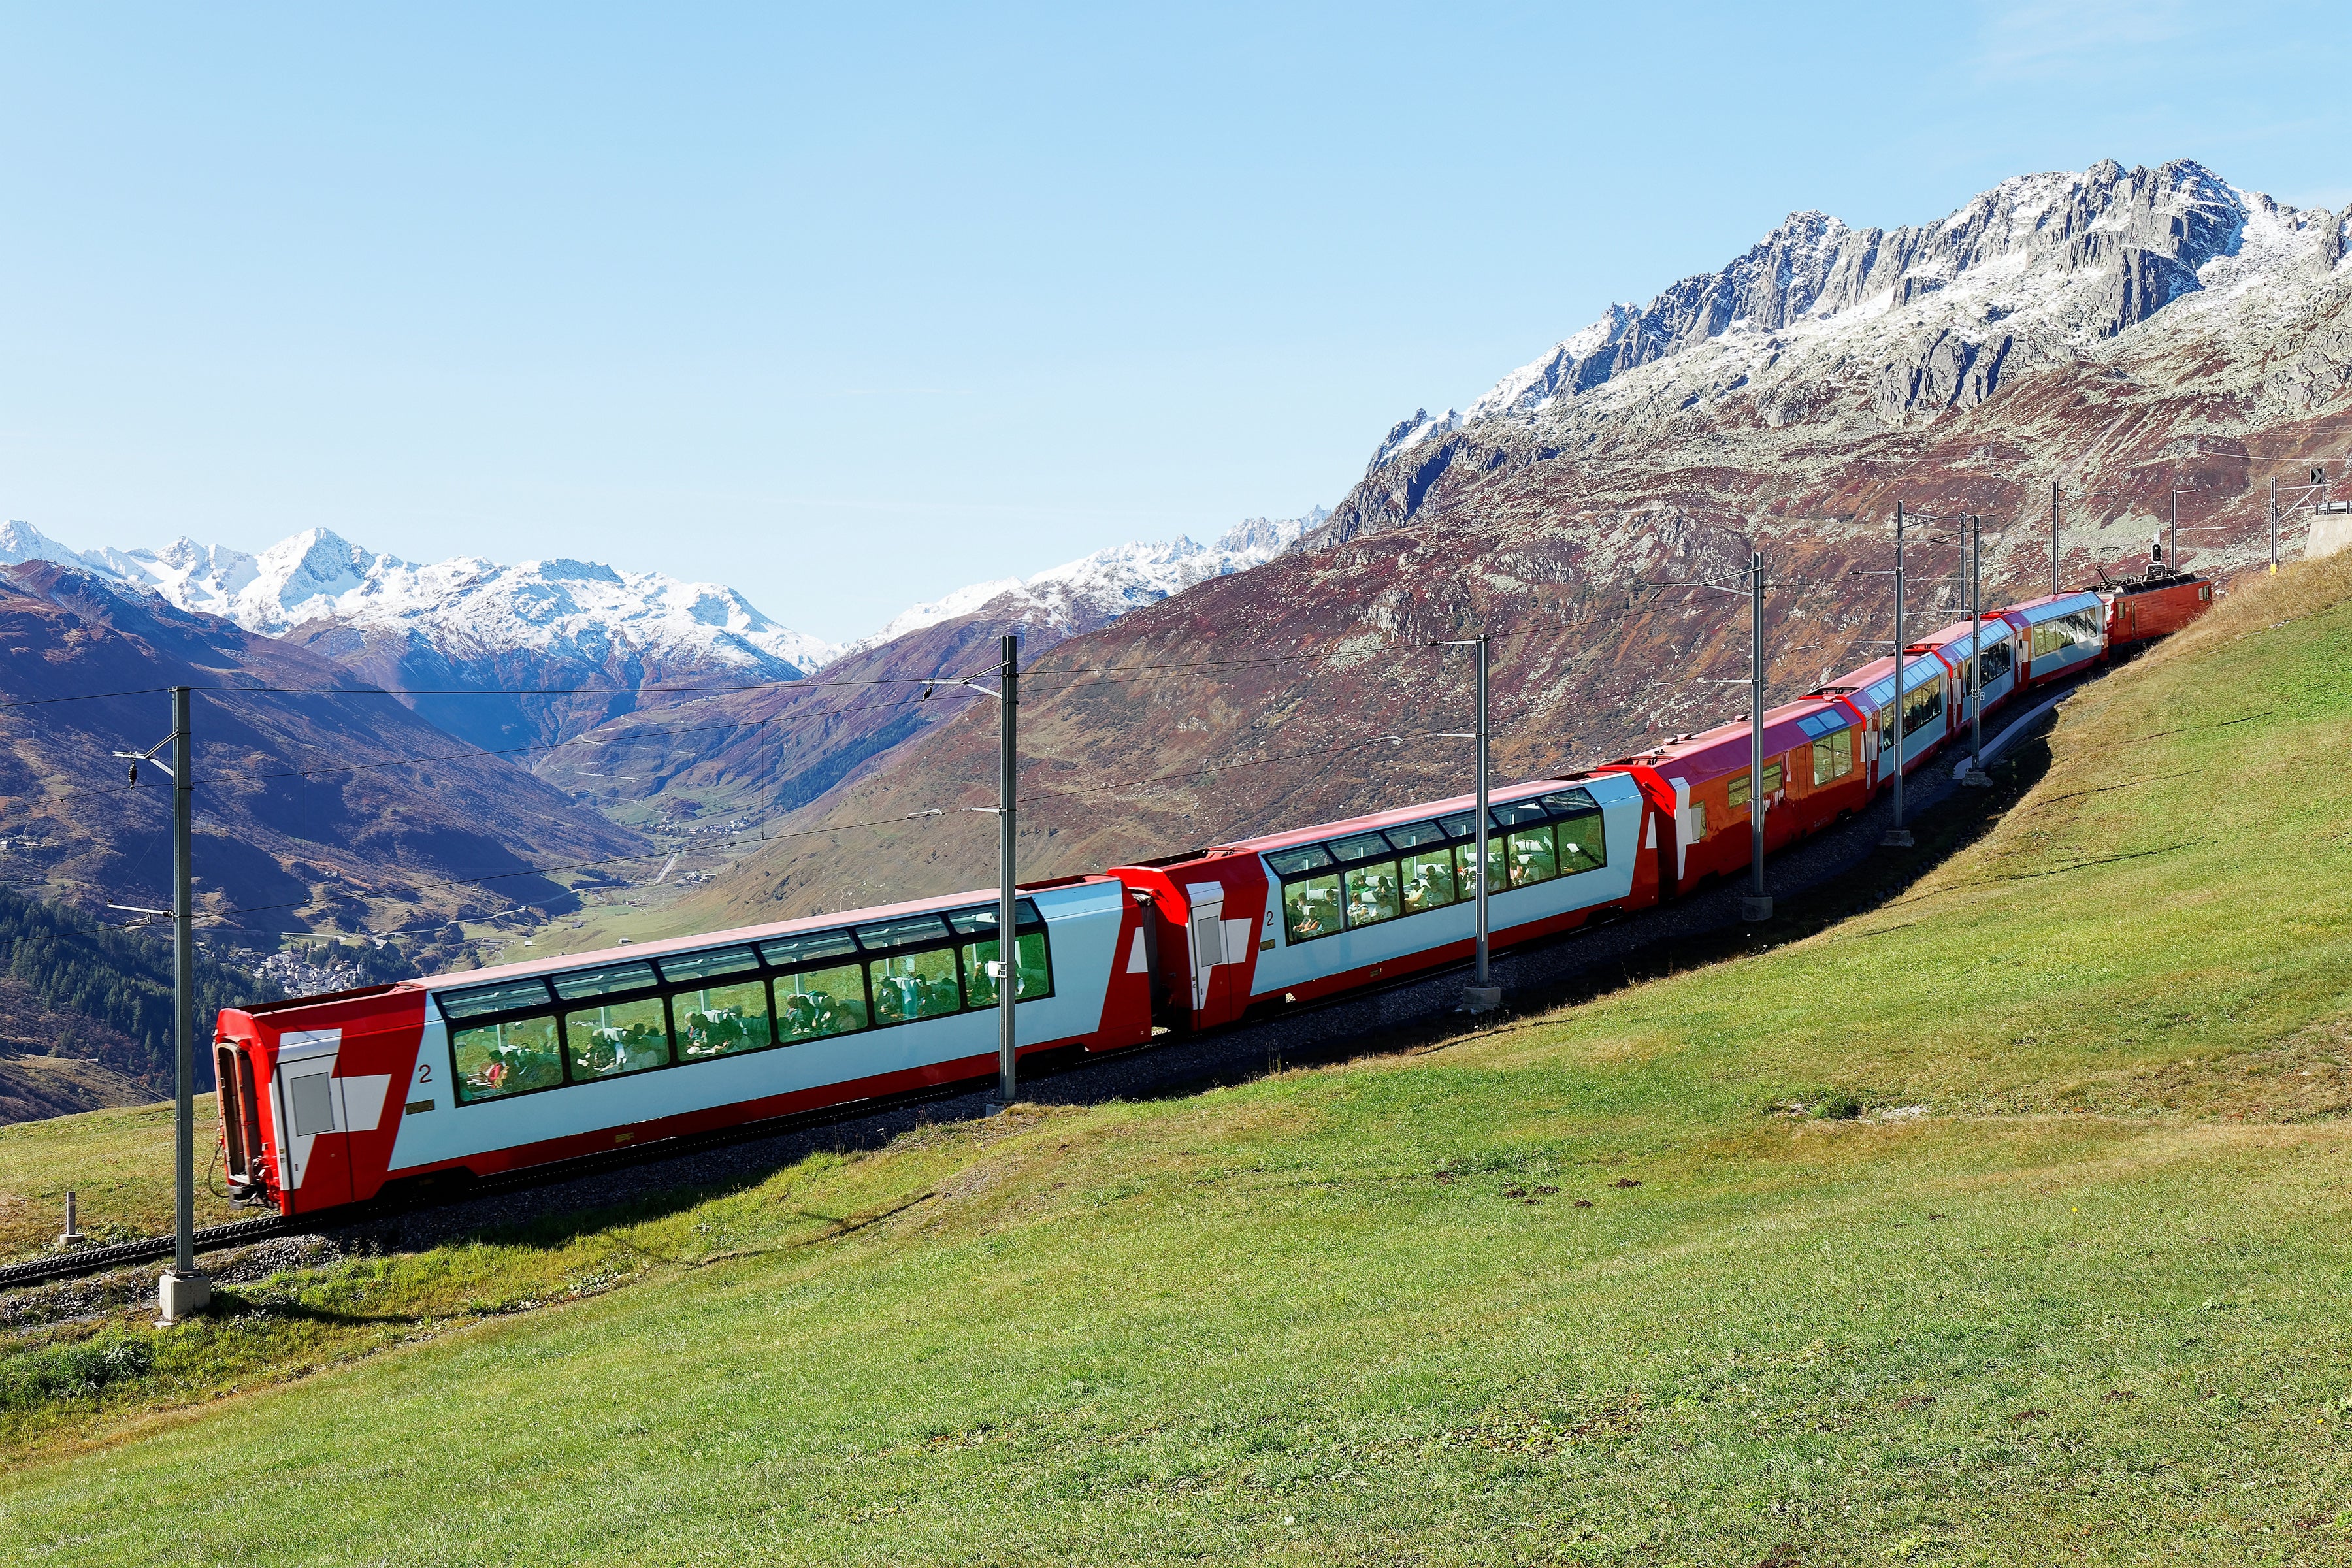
[982,1100,1012,1117]
[1460,986,1503,1015]
[1959,766,1995,788]
[1880,828,1916,848]
[1741,895,1774,921]
[157,1271,210,1325]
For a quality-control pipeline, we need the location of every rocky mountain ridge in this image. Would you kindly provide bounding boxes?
[1348,159,2348,537]
[675,156,2352,926]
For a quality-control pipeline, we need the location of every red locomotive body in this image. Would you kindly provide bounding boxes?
[2101,573,2212,649]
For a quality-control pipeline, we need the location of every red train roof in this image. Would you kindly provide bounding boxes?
[1605,694,1853,777]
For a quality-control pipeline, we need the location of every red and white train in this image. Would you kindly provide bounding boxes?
[212,572,2213,1217]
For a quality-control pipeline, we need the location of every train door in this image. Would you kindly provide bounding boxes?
[214,1040,268,1202]
[1669,776,1692,889]
[270,1028,355,1212]
[1184,882,1225,1017]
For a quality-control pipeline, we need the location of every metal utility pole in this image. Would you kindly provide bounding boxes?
[2167,483,2179,576]
[1431,634,1499,1012]
[994,634,1018,1108]
[2272,475,2281,572]
[1470,633,1494,1007]
[1882,505,1914,849]
[1961,516,1992,787]
[2050,482,2061,596]
[1743,551,1772,921]
[161,686,206,1322]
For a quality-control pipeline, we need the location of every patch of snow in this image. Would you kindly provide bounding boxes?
[835,507,1329,661]
[10,524,836,676]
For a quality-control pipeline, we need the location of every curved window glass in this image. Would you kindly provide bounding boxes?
[1342,859,1401,926]
[870,949,960,1025]
[451,1016,563,1102]
[960,931,1051,1007]
[1282,872,1343,942]
[674,979,774,1061]
[774,962,868,1041]
[1399,847,1458,913]
[1505,825,1558,886]
[563,997,671,1081]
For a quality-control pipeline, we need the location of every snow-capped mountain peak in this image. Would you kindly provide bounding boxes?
[836,508,1329,661]
[1371,157,2348,463]
[4,524,836,676]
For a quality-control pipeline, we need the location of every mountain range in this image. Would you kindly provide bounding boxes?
[7,156,2349,951]
[670,157,2352,926]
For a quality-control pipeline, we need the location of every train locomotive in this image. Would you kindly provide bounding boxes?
[212,573,2209,1217]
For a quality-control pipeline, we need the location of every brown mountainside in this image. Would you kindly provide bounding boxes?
[0,562,645,936]
[676,161,2352,928]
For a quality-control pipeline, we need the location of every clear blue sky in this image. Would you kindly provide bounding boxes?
[3,2,2346,643]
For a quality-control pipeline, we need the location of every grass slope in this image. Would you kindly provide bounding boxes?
[3,557,2351,1565]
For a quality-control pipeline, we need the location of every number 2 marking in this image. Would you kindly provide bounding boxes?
[416,1063,433,1084]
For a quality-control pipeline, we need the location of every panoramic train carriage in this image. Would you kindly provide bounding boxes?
[2100,572,2212,650]
[1113,772,1657,1025]
[2001,590,2107,686]
[1814,650,1951,786]
[1914,617,2022,736]
[1599,694,1869,898]
[213,877,1154,1216]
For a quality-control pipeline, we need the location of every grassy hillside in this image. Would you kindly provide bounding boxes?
[2,555,2349,1564]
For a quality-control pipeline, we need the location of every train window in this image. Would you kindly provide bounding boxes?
[1326,831,1394,864]
[870,949,960,1025]
[1980,640,2013,684]
[563,997,672,1081]
[1538,789,1600,818]
[759,929,860,969]
[1490,800,1551,830]
[857,914,952,953]
[1454,838,1508,897]
[774,962,869,1041]
[451,1016,563,1102]
[659,946,760,983]
[1382,819,1450,852]
[1282,872,1342,942]
[1902,679,1943,736]
[1436,810,1480,841]
[1399,847,1458,912]
[1505,825,1558,886]
[552,961,660,1002]
[1812,727,1853,785]
[674,979,774,1060]
[945,900,1046,938]
[438,977,554,1022]
[1342,858,1402,926]
[1265,845,1333,877]
[1728,770,1751,810]
[958,930,1053,1008]
[1556,810,1607,872]
[1688,801,1709,841]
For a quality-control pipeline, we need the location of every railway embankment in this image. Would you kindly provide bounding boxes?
[3,552,2351,1563]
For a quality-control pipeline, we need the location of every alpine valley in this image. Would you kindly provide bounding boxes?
[8,155,2351,966]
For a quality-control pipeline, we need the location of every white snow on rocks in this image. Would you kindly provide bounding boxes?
[836,508,1329,659]
[12,525,836,676]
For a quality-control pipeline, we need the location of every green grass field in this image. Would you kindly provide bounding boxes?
[3,555,2349,1565]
